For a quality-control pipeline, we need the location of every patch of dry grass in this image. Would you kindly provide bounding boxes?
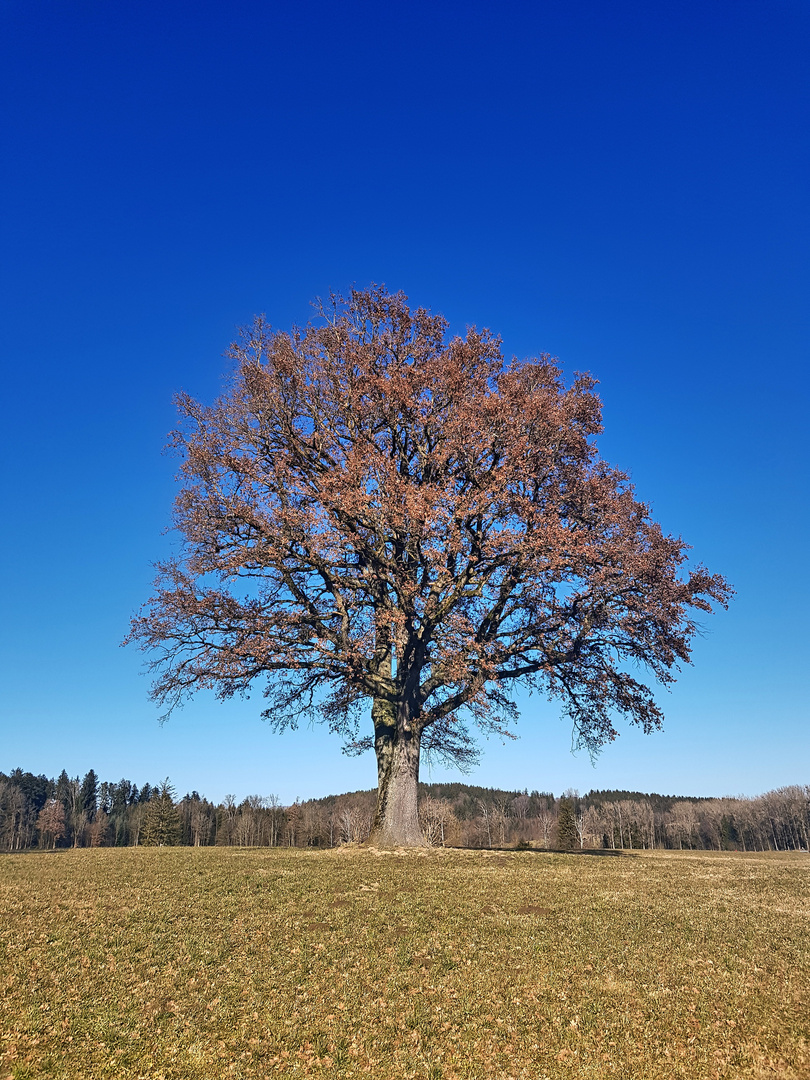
[1,846,808,1078]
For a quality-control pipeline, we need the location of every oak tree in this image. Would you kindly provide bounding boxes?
[128,286,731,846]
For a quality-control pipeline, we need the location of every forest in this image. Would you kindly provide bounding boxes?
[1,767,807,853]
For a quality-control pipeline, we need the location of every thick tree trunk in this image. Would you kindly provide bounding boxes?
[367,696,426,847]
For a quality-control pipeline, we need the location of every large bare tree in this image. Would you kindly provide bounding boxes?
[128,286,731,846]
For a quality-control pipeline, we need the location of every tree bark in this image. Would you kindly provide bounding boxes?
[367,696,426,847]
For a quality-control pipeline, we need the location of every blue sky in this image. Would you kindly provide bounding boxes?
[1,0,807,803]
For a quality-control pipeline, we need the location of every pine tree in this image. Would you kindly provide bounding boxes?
[110,780,134,846]
[140,779,181,846]
[556,796,578,850]
[80,769,98,822]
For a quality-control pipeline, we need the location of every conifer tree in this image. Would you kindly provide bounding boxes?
[556,796,578,850]
[140,779,181,846]
[80,769,98,822]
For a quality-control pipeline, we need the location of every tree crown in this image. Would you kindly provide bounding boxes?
[128,286,731,765]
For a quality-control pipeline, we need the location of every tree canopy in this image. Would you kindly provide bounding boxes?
[128,286,731,845]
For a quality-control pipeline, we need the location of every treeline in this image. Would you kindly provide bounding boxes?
[1,767,808,852]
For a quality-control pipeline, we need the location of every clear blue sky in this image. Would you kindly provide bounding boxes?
[1,0,807,804]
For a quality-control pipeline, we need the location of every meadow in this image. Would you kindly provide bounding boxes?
[0,846,807,1080]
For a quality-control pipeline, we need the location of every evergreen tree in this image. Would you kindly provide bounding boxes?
[140,779,181,846]
[55,770,71,809]
[556,797,578,850]
[109,780,134,846]
[80,769,98,822]
[97,781,113,816]
[8,769,51,814]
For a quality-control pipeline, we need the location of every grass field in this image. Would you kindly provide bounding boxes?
[0,846,808,1079]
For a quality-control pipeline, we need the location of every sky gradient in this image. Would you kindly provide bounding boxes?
[1,0,808,803]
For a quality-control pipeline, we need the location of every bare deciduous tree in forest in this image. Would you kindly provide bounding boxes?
[36,799,66,850]
[535,807,556,850]
[128,286,731,846]
[419,796,456,847]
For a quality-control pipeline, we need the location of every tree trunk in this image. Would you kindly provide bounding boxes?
[367,697,425,847]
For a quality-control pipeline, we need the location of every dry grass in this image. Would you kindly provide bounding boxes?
[1,846,808,1079]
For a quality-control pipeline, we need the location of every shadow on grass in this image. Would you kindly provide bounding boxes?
[482,846,635,858]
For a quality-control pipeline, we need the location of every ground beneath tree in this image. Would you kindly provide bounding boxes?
[1,847,806,1079]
